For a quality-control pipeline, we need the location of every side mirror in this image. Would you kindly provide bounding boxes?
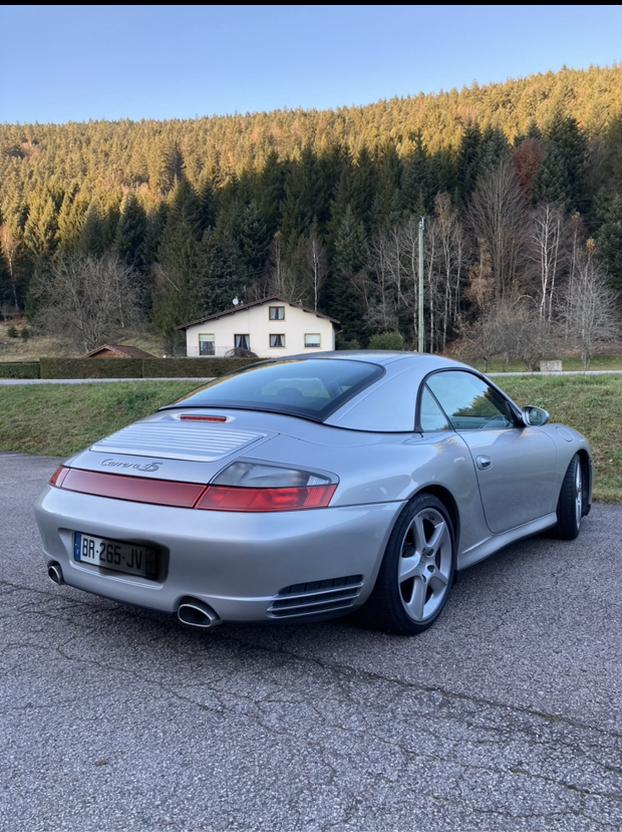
[522,405,550,427]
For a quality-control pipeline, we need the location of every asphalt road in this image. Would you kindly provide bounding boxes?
[1,453,621,832]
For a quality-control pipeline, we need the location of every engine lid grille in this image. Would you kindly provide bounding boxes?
[91,418,266,462]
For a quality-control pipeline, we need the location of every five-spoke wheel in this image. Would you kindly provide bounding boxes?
[363,493,456,635]
[398,507,453,623]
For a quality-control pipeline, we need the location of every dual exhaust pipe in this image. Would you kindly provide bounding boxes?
[46,562,220,630]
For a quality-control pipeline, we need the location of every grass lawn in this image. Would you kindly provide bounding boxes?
[499,375,622,502]
[475,355,622,373]
[0,382,198,457]
[0,376,620,501]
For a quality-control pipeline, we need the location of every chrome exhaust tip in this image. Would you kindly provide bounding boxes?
[48,563,63,585]
[177,599,220,629]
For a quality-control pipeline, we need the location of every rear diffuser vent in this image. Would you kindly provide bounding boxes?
[268,574,363,619]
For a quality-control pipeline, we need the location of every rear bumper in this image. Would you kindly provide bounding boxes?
[34,486,402,622]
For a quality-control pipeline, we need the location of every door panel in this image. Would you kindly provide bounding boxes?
[457,427,558,533]
[426,371,559,533]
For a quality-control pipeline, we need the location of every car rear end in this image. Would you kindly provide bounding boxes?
[35,401,401,627]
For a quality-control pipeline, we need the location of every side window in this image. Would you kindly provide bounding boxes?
[419,385,451,432]
[426,371,514,431]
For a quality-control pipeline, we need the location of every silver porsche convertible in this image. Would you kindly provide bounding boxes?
[35,352,592,635]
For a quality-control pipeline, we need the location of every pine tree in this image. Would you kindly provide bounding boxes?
[234,201,269,285]
[23,190,58,260]
[401,131,432,216]
[351,146,377,230]
[257,151,285,238]
[148,139,184,196]
[115,192,147,272]
[477,126,510,173]
[77,202,105,257]
[372,144,402,230]
[197,178,216,232]
[152,177,202,335]
[281,146,325,240]
[323,205,368,342]
[598,194,622,296]
[535,116,590,216]
[192,228,246,318]
[456,124,483,204]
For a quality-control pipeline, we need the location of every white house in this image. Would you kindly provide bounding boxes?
[178,297,338,359]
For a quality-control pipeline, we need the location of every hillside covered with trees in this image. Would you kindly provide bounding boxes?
[1,64,621,363]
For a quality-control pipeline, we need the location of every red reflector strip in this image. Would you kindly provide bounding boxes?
[179,414,228,423]
[58,468,207,508]
[195,484,337,512]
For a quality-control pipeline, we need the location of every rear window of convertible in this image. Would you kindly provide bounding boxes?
[168,359,384,421]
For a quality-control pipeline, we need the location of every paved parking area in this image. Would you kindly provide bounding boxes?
[1,453,621,831]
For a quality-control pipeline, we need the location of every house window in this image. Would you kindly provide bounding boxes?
[234,334,250,351]
[304,333,321,348]
[270,333,286,348]
[269,306,285,321]
[198,334,215,356]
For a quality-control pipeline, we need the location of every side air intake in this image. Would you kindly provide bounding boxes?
[268,575,364,619]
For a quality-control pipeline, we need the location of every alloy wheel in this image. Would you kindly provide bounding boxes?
[398,507,452,623]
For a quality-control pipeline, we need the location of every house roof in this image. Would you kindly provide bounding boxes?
[176,297,340,330]
[85,344,156,359]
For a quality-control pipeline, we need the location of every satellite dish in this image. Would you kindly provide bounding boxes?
[232,297,240,306]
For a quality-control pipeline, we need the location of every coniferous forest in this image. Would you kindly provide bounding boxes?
[1,64,622,361]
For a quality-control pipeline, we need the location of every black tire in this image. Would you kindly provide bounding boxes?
[554,453,584,541]
[362,493,456,635]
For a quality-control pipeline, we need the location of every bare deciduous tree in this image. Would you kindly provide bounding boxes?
[469,159,528,299]
[264,232,307,303]
[33,253,143,351]
[467,295,557,371]
[562,244,619,368]
[367,233,399,333]
[428,193,465,350]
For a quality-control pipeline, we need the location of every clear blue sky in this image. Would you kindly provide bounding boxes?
[1,5,621,124]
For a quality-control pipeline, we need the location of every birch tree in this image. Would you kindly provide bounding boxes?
[529,203,564,323]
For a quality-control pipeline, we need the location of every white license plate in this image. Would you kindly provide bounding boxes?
[73,532,158,579]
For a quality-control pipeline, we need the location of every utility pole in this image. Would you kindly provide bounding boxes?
[418,216,425,353]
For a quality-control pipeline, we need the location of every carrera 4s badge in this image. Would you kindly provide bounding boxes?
[100,458,164,473]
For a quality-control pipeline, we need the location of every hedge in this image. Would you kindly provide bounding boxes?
[37,356,256,379]
[39,358,141,378]
[0,361,40,379]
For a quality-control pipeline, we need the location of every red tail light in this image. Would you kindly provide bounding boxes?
[49,466,70,487]
[195,484,337,512]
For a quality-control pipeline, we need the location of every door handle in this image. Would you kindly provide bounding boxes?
[476,455,492,470]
